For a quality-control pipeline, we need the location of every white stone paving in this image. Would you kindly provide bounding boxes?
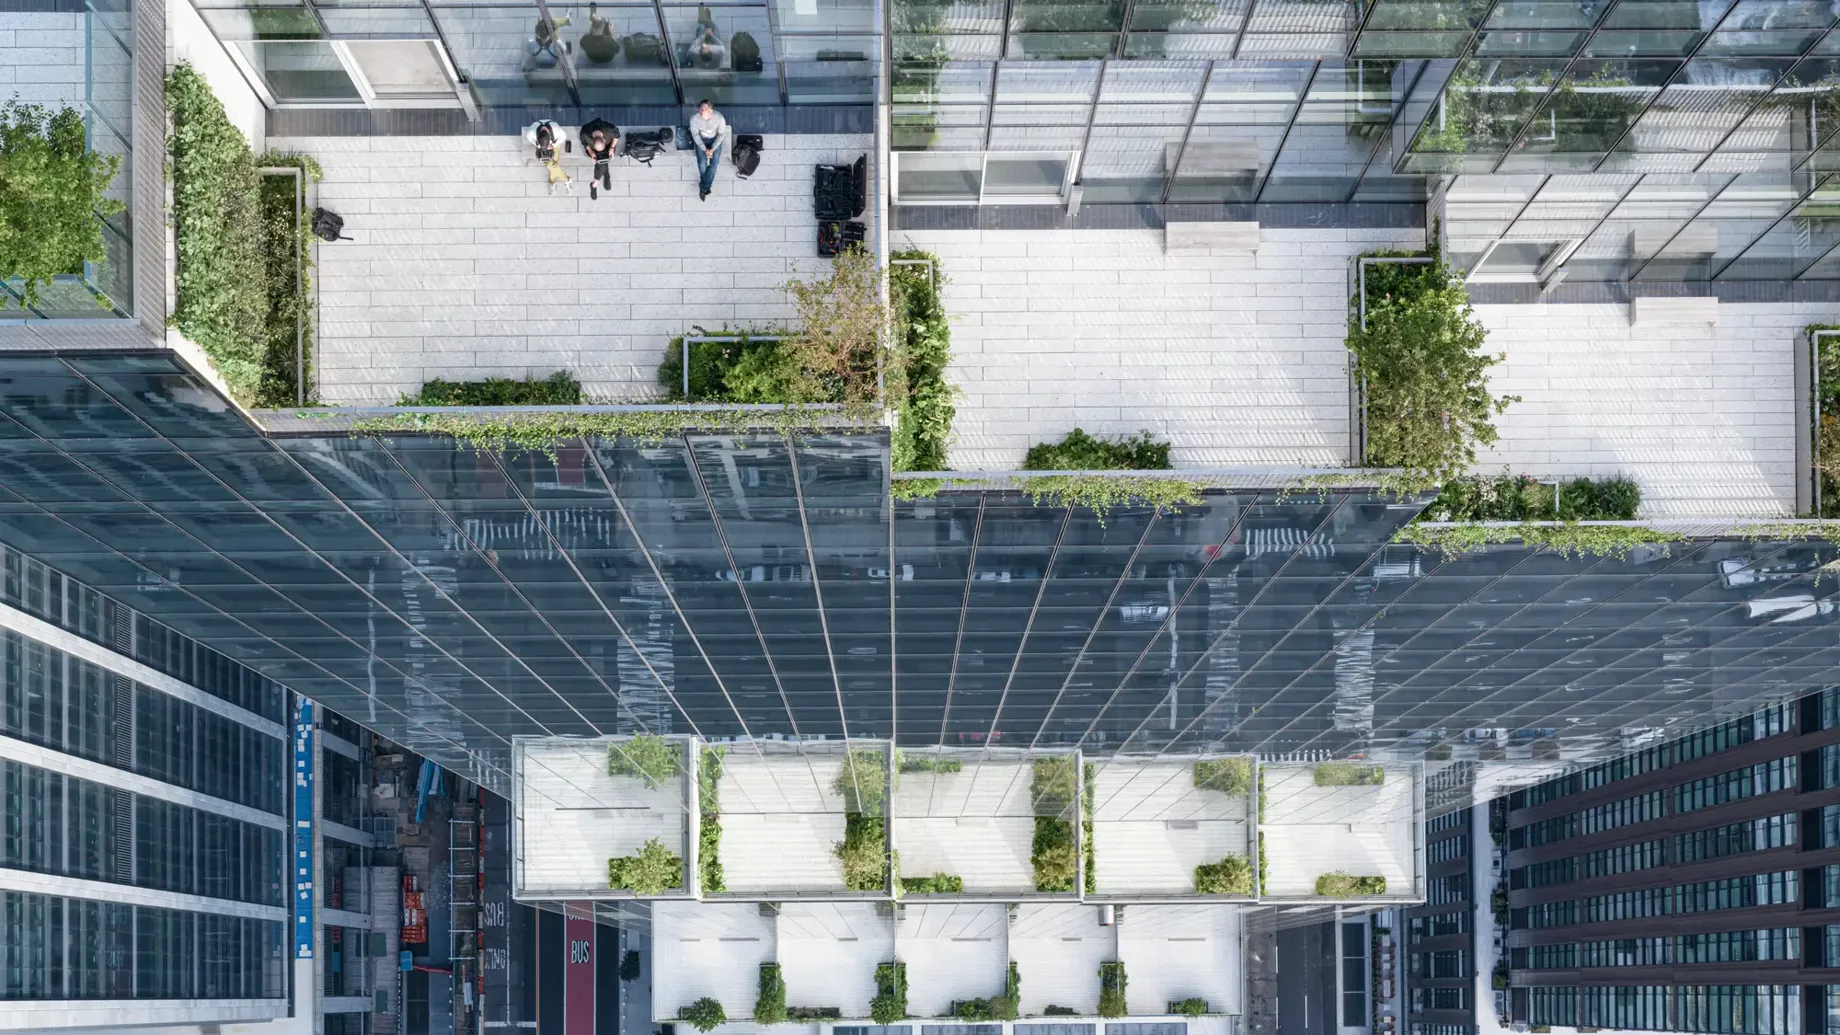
[0,12,83,109]
[1117,905,1243,1016]
[897,903,1010,1017]
[514,737,690,896]
[265,131,875,404]
[894,226,1423,471]
[1091,759,1251,897]
[1259,763,1416,900]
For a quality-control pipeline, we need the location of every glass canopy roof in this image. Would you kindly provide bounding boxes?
[1,352,1837,794]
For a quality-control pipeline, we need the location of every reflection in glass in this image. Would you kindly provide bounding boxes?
[1633,171,1799,279]
[233,41,362,101]
[1409,58,1566,162]
[1507,59,1674,166]
[1720,177,1840,278]
[896,151,984,200]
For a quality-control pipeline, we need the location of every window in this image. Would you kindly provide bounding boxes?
[1530,943,1578,969]
[1580,839,1665,879]
[1580,790,1666,834]
[1428,810,1469,834]
[1677,929,1800,964]
[1427,875,1467,906]
[1410,950,1469,979]
[1582,937,1670,967]
[1581,986,1670,1030]
[1676,758,1797,813]
[1529,900,1579,929]
[1585,888,1669,923]
[1674,871,1799,914]
[1409,912,1468,938]
[1521,857,1576,888]
[1428,836,1467,864]
[1677,814,1797,863]
[1528,987,1578,1027]
[1518,776,1577,808]
[1523,813,1578,847]
[0,892,284,1001]
[1676,986,1800,1035]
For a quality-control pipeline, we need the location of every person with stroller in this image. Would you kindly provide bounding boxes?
[580,118,618,200]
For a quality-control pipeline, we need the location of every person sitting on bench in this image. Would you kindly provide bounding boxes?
[580,118,617,199]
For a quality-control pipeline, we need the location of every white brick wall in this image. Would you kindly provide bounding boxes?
[270,132,875,404]
[897,226,1424,470]
[1474,301,1840,519]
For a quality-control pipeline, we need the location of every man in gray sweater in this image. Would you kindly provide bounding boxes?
[688,99,730,201]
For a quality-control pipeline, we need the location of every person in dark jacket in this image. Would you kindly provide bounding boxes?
[580,118,618,199]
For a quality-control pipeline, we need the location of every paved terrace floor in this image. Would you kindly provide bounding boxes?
[268,131,875,404]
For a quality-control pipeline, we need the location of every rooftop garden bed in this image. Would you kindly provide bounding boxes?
[401,372,582,406]
[0,100,123,311]
[609,836,685,894]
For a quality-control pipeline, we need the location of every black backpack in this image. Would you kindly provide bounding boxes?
[814,155,866,220]
[731,31,763,72]
[311,207,348,242]
[623,32,666,64]
[624,129,672,165]
[733,134,763,178]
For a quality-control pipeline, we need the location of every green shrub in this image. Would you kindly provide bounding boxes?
[954,996,1019,1022]
[680,997,726,1032]
[166,65,270,404]
[871,962,908,1024]
[1032,816,1077,892]
[620,949,642,981]
[1417,473,1640,523]
[1314,762,1384,787]
[1082,761,1096,895]
[1031,756,1077,817]
[755,963,787,1024]
[1170,998,1208,1017]
[1024,428,1171,471]
[1194,854,1254,896]
[254,153,319,406]
[1257,831,1267,895]
[1008,961,1020,1000]
[890,250,956,472]
[608,837,684,894]
[899,873,963,894]
[657,333,825,404]
[1045,1006,1078,1016]
[607,735,683,788]
[698,747,725,894]
[835,813,888,891]
[833,747,888,815]
[1350,252,1514,485]
[1193,758,1252,795]
[1315,871,1386,896]
[786,1007,842,1021]
[1098,962,1127,1018]
[897,754,963,774]
[0,100,122,310]
[699,747,724,814]
[401,371,581,406]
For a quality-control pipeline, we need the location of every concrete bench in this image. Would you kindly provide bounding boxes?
[1165,221,1260,255]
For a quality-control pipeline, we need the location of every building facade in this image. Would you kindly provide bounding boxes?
[1497,692,1840,1035]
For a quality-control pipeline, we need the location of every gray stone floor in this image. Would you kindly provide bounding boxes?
[0,12,84,109]
[268,131,875,404]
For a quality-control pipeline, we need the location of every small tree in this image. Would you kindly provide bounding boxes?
[871,962,908,1024]
[1171,998,1208,1017]
[781,246,889,406]
[608,837,684,895]
[1195,854,1254,896]
[620,949,642,982]
[607,734,683,788]
[1348,258,1514,485]
[1098,962,1127,1018]
[755,963,787,1024]
[680,997,726,1032]
[0,102,122,309]
[833,746,887,815]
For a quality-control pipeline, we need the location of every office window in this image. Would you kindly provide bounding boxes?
[1518,775,1578,807]
[1410,949,1469,979]
[1522,857,1577,888]
[1523,813,1578,847]
[1410,987,1470,1012]
[1675,871,1799,914]
[1530,900,1579,929]
[1427,874,1467,905]
[1676,814,1797,863]
[1428,836,1467,864]
[1529,987,1578,1027]
[1409,912,1468,938]
[1676,986,1799,1035]
[1530,943,1578,969]
[1428,810,1469,834]
[1676,757,1797,813]
[1581,937,1670,967]
[1677,929,1800,965]
[1580,839,1665,879]
[1580,986,1670,1031]
[1580,790,1667,834]
[0,893,283,1001]
[1586,887,1669,923]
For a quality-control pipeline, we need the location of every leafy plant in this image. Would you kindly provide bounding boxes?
[786,1007,842,1021]
[1098,962,1127,1018]
[607,734,683,788]
[1194,854,1254,896]
[897,753,962,774]
[608,837,684,894]
[833,747,888,815]
[1044,1006,1079,1017]
[349,408,872,460]
[1170,998,1209,1017]
[1314,762,1384,787]
[1394,522,1687,560]
[1257,831,1267,895]
[899,873,963,894]
[1350,252,1514,485]
[890,251,956,472]
[755,963,787,1024]
[871,962,908,1024]
[401,371,581,406]
[657,333,822,404]
[1024,428,1171,471]
[954,995,1019,1022]
[835,813,888,891]
[1193,757,1252,795]
[1082,761,1096,895]
[1031,755,1077,818]
[680,997,727,1032]
[1021,475,1204,523]
[0,101,122,310]
[167,64,266,403]
[699,814,725,894]
[1418,473,1640,523]
[1315,872,1387,896]
[620,949,642,981]
[1032,816,1078,892]
[781,246,890,407]
[254,151,320,406]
